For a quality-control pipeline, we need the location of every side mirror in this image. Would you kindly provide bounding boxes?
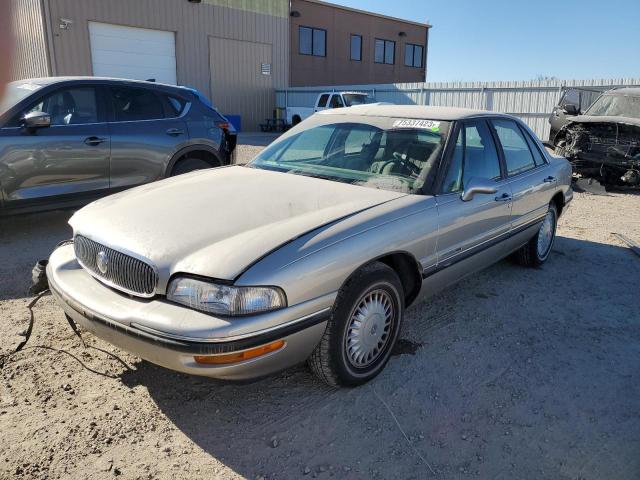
[562,104,580,115]
[461,177,498,202]
[22,111,51,129]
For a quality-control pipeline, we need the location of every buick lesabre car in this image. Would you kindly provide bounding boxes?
[48,105,572,386]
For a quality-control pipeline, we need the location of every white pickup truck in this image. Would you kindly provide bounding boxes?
[286,91,369,126]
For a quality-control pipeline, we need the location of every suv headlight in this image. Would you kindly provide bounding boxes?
[166,276,287,316]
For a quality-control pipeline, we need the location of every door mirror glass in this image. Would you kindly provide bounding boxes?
[22,111,51,129]
[562,104,579,115]
[461,177,498,202]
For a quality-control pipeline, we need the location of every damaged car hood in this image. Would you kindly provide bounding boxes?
[568,115,640,128]
[69,166,406,286]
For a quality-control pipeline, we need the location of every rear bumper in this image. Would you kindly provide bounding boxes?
[47,244,331,380]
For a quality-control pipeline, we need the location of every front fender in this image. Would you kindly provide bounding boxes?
[236,195,438,306]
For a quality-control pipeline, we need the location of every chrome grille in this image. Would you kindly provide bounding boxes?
[74,235,158,297]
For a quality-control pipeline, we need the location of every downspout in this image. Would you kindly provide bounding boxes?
[423,24,429,82]
[42,0,57,76]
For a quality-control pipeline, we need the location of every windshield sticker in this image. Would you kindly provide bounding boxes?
[16,83,41,91]
[392,119,441,132]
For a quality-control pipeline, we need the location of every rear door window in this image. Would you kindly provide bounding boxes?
[317,94,330,108]
[491,119,537,176]
[110,87,164,121]
[163,95,187,117]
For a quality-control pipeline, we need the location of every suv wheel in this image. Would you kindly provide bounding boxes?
[308,262,404,387]
[170,157,216,176]
[514,203,558,267]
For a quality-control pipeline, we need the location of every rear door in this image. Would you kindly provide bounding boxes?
[490,118,554,232]
[107,85,188,189]
[434,119,512,269]
[0,84,110,208]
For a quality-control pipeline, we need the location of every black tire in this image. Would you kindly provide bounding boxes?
[514,203,558,267]
[170,157,216,176]
[308,262,404,387]
[292,115,301,126]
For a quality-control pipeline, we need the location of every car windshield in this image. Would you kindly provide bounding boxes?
[248,119,451,194]
[343,94,368,107]
[0,81,44,115]
[585,93,640,119]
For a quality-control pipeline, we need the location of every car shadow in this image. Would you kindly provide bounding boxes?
[119,235,640,479]
[0,209,73,301]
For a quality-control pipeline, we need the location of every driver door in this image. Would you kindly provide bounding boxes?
[0,84,110,209]
[433,119,512,272]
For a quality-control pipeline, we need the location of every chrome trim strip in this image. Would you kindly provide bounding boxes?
[129,307,332,343]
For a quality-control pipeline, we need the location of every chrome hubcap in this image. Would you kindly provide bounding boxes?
[345,289,395,368]
[537,210,555,257]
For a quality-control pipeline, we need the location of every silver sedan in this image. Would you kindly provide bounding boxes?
[48,105,573,387]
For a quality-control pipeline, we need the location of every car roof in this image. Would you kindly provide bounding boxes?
[607,87,640,96]
[318,104,503,121]
[13,76,190,91]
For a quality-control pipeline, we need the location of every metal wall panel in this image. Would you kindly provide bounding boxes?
[276,78,640,139]
[209,37,273,130]
[10,0,51,80]
[44,0,288,126]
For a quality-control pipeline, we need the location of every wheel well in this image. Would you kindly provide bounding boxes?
[377,253,422,307]
[170,149,221,174]
[292,115,301,125]
[551,191,565,216]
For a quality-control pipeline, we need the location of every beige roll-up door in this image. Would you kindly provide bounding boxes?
[209,37,273,131]
[89,22,177,85]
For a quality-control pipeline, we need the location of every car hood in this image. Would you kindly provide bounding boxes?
[568,115,640,128]
[69,166,406,287]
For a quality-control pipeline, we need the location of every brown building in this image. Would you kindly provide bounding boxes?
[289,0,430,87]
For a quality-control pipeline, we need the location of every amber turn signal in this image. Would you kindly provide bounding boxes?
[194,340,285,365]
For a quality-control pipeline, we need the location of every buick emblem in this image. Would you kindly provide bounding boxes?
[96,251,108,274]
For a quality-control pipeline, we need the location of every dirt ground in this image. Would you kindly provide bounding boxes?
[1,146,639,479]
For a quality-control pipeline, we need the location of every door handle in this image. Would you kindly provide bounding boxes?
[166,128,184,136]
[544,176,556,183]
[84,136,106,146]
[495,193,512,202]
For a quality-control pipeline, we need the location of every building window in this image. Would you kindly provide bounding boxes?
[374,39,395,64]
[350,34,362,61]
[299,26,326,57]
[404,43,424,68]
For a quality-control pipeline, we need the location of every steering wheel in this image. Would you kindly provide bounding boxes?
[377,152,421,176]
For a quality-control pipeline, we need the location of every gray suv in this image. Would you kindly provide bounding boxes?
[0,77,236,215]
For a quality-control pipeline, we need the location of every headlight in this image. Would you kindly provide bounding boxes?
[166,276,286,316]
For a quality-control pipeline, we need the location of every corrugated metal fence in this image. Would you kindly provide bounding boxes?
[276,78,640,139]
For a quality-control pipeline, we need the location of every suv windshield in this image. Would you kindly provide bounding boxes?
[249,118,451,194]
[586,93,640,119]
[343,94,368,107]
[0,81,44,115]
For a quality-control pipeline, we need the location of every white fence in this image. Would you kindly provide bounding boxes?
[276,78,640,140]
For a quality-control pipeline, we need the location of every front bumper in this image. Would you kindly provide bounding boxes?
[47,244,332,380]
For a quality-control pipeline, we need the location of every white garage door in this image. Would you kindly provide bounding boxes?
[89,22,177,85]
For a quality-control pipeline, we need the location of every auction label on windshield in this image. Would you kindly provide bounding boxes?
[392,119,441,131]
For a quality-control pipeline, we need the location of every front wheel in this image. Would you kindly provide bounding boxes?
[514,203,558,267]
[308,262,404,387]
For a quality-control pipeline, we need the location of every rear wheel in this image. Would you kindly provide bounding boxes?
[308,262,404,387]
[514,203,558,267]
[170,157,216,176]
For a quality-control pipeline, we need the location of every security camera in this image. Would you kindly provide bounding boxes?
[59,18,73,30]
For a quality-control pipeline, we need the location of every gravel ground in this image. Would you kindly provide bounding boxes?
[1,145,639,479]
